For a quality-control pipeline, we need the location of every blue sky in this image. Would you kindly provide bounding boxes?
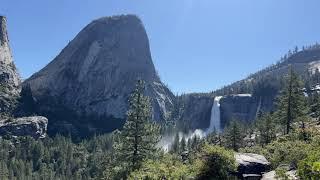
[1,0,320,93]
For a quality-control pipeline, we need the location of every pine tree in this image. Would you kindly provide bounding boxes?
[114,80,160,172]
[180,137,187,153]
[191,135,200,150]
[171,133,180,153]
[275,66,309,134]
[256,113,276,146]
[224,120,244,151]
[294,46,299,53]
[312,93,320,124]
[0,161,9,180]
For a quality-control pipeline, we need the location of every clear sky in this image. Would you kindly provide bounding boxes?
[1,0,320,93]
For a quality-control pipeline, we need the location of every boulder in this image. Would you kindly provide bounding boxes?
[262,171,276,180]
[0,116,48,138]
[262,170,298,180]
[235,153,271,177]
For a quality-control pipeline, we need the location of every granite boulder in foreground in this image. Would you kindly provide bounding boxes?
[235,153,271,179]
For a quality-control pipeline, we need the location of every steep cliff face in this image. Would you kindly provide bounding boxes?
[179,94,213,130]
[220,94,258,127]
[23,15,174,136]
[179,94,260,131]
[0,16,21,113]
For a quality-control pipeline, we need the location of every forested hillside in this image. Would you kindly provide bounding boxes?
[1,71,320,179]
[0,13,320,179]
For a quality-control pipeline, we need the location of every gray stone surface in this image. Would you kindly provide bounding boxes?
[220,94,258,127]
[23,15,174,135]
[0,16,21,113]
[0,116,48,138]
[262,171,276,180]
[180,93,213,130]
[235,153,271,176]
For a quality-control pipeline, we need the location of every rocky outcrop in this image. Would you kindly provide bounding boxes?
[220,94,258,127]
[180,93,213,130]
[23,15,174,137]
[261,171,276,180]
[0,116,48,138]
[262,170,298,180]
[235,153,271,178]
[0,16,21,113]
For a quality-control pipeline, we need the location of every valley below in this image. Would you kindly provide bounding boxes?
[0,14,319,180]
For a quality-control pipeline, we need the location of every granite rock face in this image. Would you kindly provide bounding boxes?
[23,15,174,136]
[220,94,258,128]
[178,93,259,131]
[0,16,21,113]
[180,94,213,130]
[0,116,48,138]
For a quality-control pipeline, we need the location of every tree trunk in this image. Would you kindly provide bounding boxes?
[133,93,141,170]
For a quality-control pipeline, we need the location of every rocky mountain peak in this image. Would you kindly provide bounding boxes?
[0,16,9,46]
[0,16,21,113]
[0,16,8,45]
[23,15,174,136]
[0,16,16,70]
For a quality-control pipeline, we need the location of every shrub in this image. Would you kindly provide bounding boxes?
[240,140,311,169]
[129,154,197,179]
[129,144,237,180]
[298,150,320,179]
[196,144,236,180]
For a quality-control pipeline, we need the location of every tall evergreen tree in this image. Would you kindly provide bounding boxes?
[224,120,244,151]
[114,80,160,172]
[180,137,187,153]
[275,66,309,134]
[171,133,180,153]
[0,161,9,180]
[312,93,320,124]
[256,113,276,146]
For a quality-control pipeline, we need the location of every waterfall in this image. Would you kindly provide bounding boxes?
[160,96,223,151]
[207,96,222,134]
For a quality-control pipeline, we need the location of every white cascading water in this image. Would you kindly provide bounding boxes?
[160,96,223,152]
[206,96,223,134]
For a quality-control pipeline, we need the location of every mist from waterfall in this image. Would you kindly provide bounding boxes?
[206,96,223,134]
[159,96,223,152]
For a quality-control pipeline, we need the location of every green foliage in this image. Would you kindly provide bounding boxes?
[196,144,236,180]
[298,149,320,179]
[180,137,187,152]
[170,133,180,153]
[223,120,244,151]
[255,113,276,145]
[241,139,311,169]
[0,133,114,180]
[190,135,202,151]
[275,66,309,134]
[275,166,290,180]
[310,92,320,124]
[129,153,198,179]
[129,144,236,180]
[106,80,160,178]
